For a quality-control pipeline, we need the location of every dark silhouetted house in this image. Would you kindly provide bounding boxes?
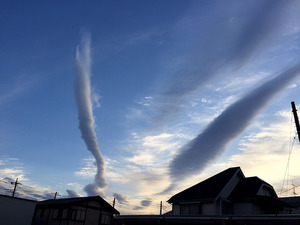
[0,194,37,225]
[167,167,288,215]
[31,196,119,225]
[280,196,300,214]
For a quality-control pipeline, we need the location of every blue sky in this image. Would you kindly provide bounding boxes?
[1,0,300,214]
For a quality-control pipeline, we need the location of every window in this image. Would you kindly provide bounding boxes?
[52,208,68,220]
[61,208,68,219]
[70,209,86,221]
[221,201,233,214]
[76,210,85,221]
[38,209,45,218]
[52,209,59,219]
[71,209,77,220]
[180,204,201,215]
[180,205,189,214]
[101,212,111,224]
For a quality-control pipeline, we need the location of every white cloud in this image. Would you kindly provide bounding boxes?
[113,192,129,205]
[0,168,25,180]
[288,83,298,89]
[66,189,82,198]
[125,132,187,167]
[92,92,101,109]
[74,158,97,177]
[126,154,154,166]
[105,155,172,214]
[0,156,54,200]
[217,71,271,94]
[136,96,153,107]
[142,133,177,152]
[0,77,38,105]
[0,157,27,181]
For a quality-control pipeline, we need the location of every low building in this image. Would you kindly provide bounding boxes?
[167,167,288,215]
[280,196,300,214]
[31,196,119,225]
[0,194,37,225]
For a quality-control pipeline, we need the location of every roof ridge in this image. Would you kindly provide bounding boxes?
[168,167,242,203]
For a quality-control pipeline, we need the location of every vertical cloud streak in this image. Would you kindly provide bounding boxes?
[74,32,108,195]
[170,63,300,182]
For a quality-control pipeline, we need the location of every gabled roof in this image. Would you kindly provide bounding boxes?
[168,167,242,203]
[37,196,119,214]
[229,176,276,200]
[280,196,300,206]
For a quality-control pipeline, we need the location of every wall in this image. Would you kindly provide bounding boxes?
[0,195,36,225]
[172,203,216,215]
[172,204,180,215]
[32,201,115,225]
[234,202,252,215]
[202,203,214,215]
[233,202,264,215]
[85,208,100,225]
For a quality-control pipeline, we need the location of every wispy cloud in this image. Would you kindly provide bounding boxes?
[145,1,293,128]
[0,78,36,106]
[214,109,300,196]
[101,1,300,213]
[133,198,152,211]
[74,158,97,177]
[126,132,187,167]
[93,25,166,63]
[113,192,129,205]
[169,63,300,187]
[66,189,82,198]
[0,156,55,200]
[0,157,26,181]
[141,198,152,207]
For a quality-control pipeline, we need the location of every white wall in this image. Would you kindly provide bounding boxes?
[0,195,36,225]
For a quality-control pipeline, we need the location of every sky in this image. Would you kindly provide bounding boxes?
[1,0,300,214]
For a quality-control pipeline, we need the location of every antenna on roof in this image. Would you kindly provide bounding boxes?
[54,192,61,199]
[292,183,297,196]
[291,101,300,142]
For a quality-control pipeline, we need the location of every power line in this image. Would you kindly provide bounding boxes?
[280,109,297,197]
[280,183,300,195]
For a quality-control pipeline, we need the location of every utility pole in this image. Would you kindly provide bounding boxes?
[11,178,21,197]
[160,201,162,215]
[291,101,300,142]
[113,198,116,208]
